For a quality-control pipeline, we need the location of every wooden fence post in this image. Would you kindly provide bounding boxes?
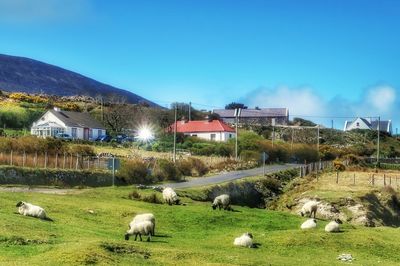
[87,156,90,170]
[75,154,79,170]
[372,174,375,186]
[70,154,73,169]
[63,153,66,169]
[353,173,356,185]
[22,151,26,167]
[55,153,58,169]
[10,150,13,166]
[384,174,386,186]
[390,175,392,186]
[336,171,339,184]
[44,151,47,169]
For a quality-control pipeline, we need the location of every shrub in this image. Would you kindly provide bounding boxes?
[142,193,163,204]
[333,159,346,171]
[240,150,260,162]
[153,159,181,181]
[69,144,95,156]
[128,189,141,200]
[177,157,208,177]
[118,160,151,184]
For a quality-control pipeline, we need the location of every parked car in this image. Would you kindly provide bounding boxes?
[121,137,135,144]
[96,135,112,142]
[112,134,128,144]
[55,133,72,141]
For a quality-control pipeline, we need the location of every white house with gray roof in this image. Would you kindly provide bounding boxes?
[213,108,289,125]
[344,117,392,134]
[31,108,106,140]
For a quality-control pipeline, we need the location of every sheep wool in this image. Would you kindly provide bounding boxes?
[300,200,319,218]
[301,218,317,229]
[162,187,180,205]
[325,220,342,233]
[16,201,48,220]
[212,194,231,210]
[125,220,153,242]
[233,233,254,248]
[132,213,156,236]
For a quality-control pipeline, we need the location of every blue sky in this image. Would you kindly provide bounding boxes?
[0,0,399,129]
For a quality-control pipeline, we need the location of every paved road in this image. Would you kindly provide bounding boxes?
[165,164,300,189]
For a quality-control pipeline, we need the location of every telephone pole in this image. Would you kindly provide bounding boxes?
[188,102,192,121]
[377,116,380,165]
[173,105,177,163]
[234,108,241,160]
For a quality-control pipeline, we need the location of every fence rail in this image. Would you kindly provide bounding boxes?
[299,160,333,177]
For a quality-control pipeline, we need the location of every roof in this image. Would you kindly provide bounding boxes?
[345,117,391,132]
[169,120,235,133]
[33,121,64,128]
[213,108,288,118]
[49,109,105,129]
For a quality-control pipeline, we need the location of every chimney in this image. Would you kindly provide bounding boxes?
[181,116,188,124]
[53,107,61,112]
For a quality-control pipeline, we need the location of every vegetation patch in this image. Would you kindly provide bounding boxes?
[0,235,51,245]
[100,242,151,259]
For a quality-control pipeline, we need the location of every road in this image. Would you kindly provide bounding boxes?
[165,164,300,189]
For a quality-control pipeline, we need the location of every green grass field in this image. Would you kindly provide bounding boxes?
[1,186,400,265]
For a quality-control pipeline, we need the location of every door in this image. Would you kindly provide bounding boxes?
[84,128,90,140]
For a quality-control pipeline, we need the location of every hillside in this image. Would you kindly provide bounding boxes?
[1,186,400,265]
[0,54,157,106]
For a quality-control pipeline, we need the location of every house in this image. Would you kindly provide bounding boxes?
[213,108,289,125]
[168,119,236,142]
[344,117,392,134]
[31,108,106,140]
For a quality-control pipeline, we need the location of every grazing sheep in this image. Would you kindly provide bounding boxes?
[125,220,153,242]
[300,200,319,218]
[16,201,52,221]
[325,219,343,232]
[162,187,180,205]
[301,218,317,229]
[233,233,254,248]
[133,213,156,236]
[212,194,231,210]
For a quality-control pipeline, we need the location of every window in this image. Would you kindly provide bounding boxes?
[229,134,232,138]
[98,129,102,137]
[356,122,360,127]
[89,129,93,139]
[71,128,77,138]
[210,133,216,141]
[192,134,197,137]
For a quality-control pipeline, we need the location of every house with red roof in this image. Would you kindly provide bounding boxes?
[168,119,236,142]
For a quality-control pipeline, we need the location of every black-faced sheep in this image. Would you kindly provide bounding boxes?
[300,200,318,218]
[300,218,317,229]
[133,213,156,236]
[325,219,343,232]
[212,194,231,210]
[16,201,53,221]
[125,220,153,242]
[162,187,180,205]
[233,233,254,248]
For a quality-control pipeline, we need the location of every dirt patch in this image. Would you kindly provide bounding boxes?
[100,242,151,259]
[0,186,84,194]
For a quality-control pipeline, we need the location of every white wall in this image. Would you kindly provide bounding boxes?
[344,118,371,131]
[184,132,236,142]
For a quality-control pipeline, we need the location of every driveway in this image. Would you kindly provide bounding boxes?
[165,164,300,189]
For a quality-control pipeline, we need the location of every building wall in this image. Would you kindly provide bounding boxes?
[344,118,371,131]
[184,132,235,142]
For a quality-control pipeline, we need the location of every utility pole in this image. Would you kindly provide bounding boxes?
[173,105,177,163]
[317,125,320,152]
[291,127,294,151]
[234,108,241,160]
[377,116,380,165]
[188,102,192,121]
[396,127,398,140]
[272,118,276,147]
[100,96,104,122]
[262,152,266,176]
[331,120,333,130]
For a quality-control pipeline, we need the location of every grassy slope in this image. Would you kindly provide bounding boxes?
[0,187,400,265]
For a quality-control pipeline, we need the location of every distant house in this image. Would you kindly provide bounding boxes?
[213,108,289,125]
[31,108,106,140]
[168,119,236,142]
[344,117,392,134]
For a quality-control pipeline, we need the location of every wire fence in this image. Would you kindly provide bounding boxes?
[0,151,110,171]
[299,160,333,177]
[330,171,400,189]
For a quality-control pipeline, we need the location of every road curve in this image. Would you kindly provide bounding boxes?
[165,164,300,189]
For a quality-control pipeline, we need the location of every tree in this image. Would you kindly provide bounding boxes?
[225,102,248,110]
[293,117,316,127]
[104,94,129,134]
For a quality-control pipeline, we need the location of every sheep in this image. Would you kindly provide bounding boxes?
[212,194,231,211]
[162,187,180,205]
[16,201,53,221]
[301,218,317,229]
[125,220,153,242]
[300,200,319,218]
[325,219,343,233]
[233,233,254,248]
[133,213,156,236]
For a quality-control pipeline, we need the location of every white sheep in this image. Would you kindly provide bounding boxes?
[16,201,52,221]
[212,194,231,210]
[133,213,156,236]
[125,220,153,241]
[233,233,254,248]
[325,219,343,233]
[300,200,318,218]
[300,218,317,229]
[162,187,180,205]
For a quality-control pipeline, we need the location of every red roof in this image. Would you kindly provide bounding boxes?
[169,120,235,133]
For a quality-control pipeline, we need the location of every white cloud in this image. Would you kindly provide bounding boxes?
[242,86,325,117]
[365,85,396,113]
[0,0,92,23]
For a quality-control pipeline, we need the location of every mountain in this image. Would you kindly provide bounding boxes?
[0,54,158,106]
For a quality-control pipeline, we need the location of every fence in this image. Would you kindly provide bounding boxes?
[299,160,333,177]
[330,171,400,189]
[0,151,111,171]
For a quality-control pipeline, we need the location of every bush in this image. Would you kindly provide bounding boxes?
[333,159,346,171]
[128,189,141,200]
[177,157,208,177]
[153,159,181,181]
[118,160,151,184]
[69,144,95,156]
[240,150,260,162]
[141,193,163,204]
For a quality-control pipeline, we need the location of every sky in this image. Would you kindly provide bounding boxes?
[0,0,399,130]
